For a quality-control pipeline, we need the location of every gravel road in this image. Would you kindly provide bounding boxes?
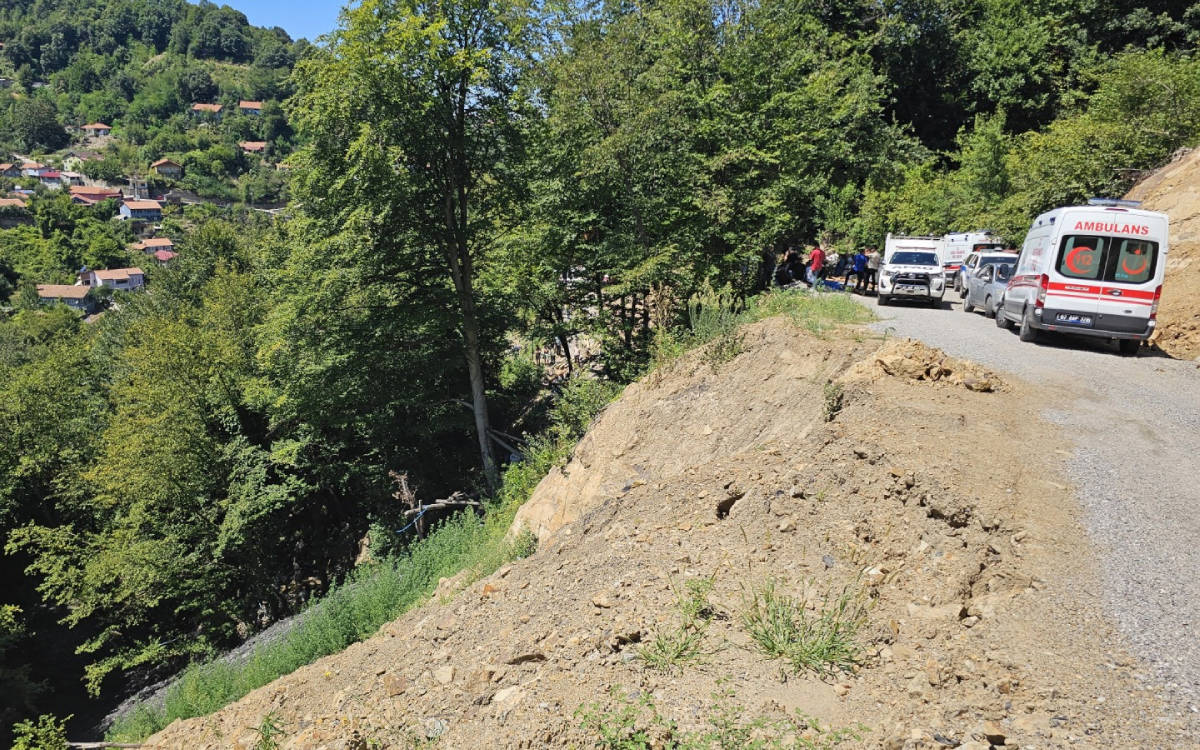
[854,290,1200,722]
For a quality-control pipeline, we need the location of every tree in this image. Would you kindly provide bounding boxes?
[6,97,69,151]
[290,0,534,488]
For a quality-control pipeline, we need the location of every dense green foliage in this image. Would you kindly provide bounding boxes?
[3,0,1200,742]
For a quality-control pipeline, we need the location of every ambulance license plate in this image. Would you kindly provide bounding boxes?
[1055,313,1093,326]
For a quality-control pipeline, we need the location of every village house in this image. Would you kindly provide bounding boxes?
[20,161,46,177]
[119,199,162,222]
[151,158,183,178]
[239,141,268,155]
[77,267,145,291]
[0,197,30,226]
[36,284,97,312]
[82,122,112,137]
[0,163,20,178]
[190,102,223,120]
[239,100,263,115]
[37,170,64,189]
[131,237,175,253]
[60,171,85,186]
[70,185,123,206]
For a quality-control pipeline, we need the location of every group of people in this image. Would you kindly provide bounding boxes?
[774,245,881,293]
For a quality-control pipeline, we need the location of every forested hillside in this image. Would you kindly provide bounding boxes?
[4,0,1200,743]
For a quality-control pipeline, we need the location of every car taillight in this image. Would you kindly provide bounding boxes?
[1150,285,1163,319]
[1035,274,1049,308]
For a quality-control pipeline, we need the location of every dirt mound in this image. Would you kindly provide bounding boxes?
[512,318,870,540]
[1125,149,1200,359]
[839,338,1002,392]
[144,319,1189,749]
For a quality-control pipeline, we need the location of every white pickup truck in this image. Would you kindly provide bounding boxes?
[879,235,947,306]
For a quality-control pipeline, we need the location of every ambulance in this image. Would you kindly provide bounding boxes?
[941,230,1004,281]
[995,199,1168,355]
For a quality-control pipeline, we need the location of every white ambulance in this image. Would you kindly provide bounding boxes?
[941,230,1004,281]
[995,199,1168,355]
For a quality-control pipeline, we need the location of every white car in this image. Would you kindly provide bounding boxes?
[878,250,946,306]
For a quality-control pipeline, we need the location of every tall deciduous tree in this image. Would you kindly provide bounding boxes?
[290,0,532,488]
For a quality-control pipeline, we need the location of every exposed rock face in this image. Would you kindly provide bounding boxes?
[1125,148,1200,359]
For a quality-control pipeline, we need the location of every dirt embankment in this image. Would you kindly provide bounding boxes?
[145,318,1190,749]
[1126,149,1200,359]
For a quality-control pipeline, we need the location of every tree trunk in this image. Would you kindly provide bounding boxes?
[441,74,499,491]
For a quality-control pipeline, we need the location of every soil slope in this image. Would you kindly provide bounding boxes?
[145,318,1190,749]
[1126,148,1200,358]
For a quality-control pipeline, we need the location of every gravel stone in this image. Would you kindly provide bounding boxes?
[860,292,1200,722]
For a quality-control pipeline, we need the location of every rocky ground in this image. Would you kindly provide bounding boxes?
[143,316,1193,749]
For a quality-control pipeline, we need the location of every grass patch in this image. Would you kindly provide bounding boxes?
[107,376,621,743]
[651,285,873,374]
[821,382,844,422]
[741,580,868,677]
[577,684,866,749]
[637,577,716,673]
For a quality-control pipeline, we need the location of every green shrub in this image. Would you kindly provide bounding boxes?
[741,580,868,677]
[11,714,70,750]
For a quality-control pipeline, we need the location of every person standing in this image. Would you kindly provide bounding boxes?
[807,245,826,288]
[849,248,869,292]
[865,247,881,293]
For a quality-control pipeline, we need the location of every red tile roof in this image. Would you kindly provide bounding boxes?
[191,103,223,113]
[37,284,90,299]
[123,200,162,210]
[239,100,263,110]
[82,122,111,130]
[0,198,27,208]
[151,158,181,168]
[70,185,122,198]
[153,250,178,262]
[239,141,268,152]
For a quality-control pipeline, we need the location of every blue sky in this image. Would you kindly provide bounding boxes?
[221,0,348,43]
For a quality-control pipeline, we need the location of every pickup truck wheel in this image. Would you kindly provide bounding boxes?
[1018,307,1039,342]
[984,296,995,318]
[1118,339,1140,356]
[878,294,890,306]
[995,301,1012,329]
[962,296,974,313]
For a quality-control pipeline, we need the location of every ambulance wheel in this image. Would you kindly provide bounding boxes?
[995,302,1011,329]
[1018,307,1038,342]
[878,294,890,306]
[962,297,974,313]
[1118,339,1140,356]
[984,296,996,318]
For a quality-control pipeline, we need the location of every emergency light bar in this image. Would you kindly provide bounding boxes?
[1087,197,1142,208]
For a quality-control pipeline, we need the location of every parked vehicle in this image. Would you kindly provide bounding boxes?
[942,230,1005,284]
[877,249,945,306]
[962,262,1013,317]
[884,233,944,264]
[955,250,1018,296]
[996,199,1168,355]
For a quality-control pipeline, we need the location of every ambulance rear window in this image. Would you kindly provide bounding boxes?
[1057,236,1105,279]
[1055,235,1158,284]
[1107,239,1156,284]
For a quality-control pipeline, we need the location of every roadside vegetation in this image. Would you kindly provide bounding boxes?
[742,581,870,678]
